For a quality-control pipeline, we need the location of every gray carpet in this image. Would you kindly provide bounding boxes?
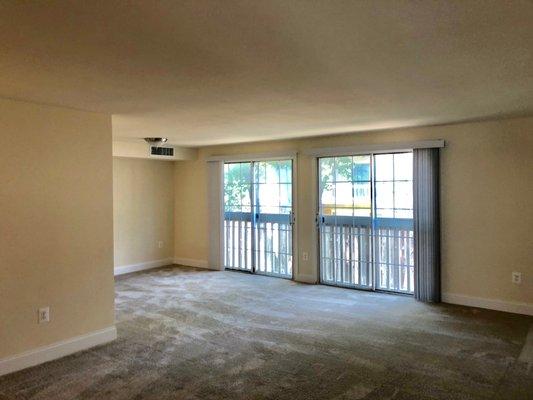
[1,265,532,400]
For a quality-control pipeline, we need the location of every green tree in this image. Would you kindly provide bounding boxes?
[224,163,251,209]
[319,156,353,196]
[319,156,371,213]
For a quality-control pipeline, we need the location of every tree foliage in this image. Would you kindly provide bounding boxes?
[223,158,369,209]
[224,163,251,207]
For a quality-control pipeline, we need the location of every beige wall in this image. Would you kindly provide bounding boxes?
[0,98,114,359]
[113,158,175,267]
[174,117,533,307]
[174,156,209,264]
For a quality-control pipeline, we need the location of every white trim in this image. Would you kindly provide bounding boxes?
[173,257,210,269]
[206,151,298,162]
[114,258,174,276]
[303,140,445,157]
[295,273,318,284]
[442,293,533,316]
[0,326,116,377]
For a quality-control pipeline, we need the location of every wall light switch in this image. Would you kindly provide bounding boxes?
[158,241,164,249]
[302,252,309,261]
[512,272,522,285]
[38,307,50,324]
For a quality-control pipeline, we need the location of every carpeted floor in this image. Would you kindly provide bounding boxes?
[1,265,532,400]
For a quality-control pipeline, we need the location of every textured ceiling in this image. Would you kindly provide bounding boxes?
[0,0,532,146]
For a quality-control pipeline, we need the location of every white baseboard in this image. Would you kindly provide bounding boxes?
[0,326,117,377]
[295,273,318,284]
[173,257,210,269]
[442,293,533,316]
[114,257,174,276]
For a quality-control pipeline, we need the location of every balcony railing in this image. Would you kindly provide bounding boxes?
[319,215,414,294]
[223,211,293,278]
[223,212,414,293]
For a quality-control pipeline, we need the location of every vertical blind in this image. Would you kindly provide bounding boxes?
[413,148,441,302]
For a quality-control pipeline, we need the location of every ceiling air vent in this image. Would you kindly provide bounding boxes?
[143,137,174,158]
[150,146,174,156]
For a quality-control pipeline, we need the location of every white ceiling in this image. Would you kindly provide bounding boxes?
[0,0,532,146]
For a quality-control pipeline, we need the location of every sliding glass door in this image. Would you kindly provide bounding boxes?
[318,152,414,294]
[223,160,293,279]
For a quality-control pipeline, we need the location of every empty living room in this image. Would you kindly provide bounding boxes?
[1,1,532,399]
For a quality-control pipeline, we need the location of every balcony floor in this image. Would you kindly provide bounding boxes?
[1,265,532,400]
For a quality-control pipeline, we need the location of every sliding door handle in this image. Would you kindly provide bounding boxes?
[289,211,295,226]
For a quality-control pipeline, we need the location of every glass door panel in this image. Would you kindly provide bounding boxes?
[318,155,373,288]
[223,162,253,271]
[373,153,414,293]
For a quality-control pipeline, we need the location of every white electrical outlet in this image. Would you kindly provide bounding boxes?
[512,272,522,284]
[38,307,50,324]
[302,251,309,261]
[158,241,164,249]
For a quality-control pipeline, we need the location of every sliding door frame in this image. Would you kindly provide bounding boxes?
[316,150,414,294]
[219,152,298,280]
